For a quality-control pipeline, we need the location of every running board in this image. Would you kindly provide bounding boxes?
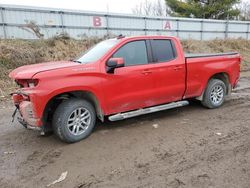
[108,100,189,121]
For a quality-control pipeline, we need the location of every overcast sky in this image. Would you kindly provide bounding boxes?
[0,0,148,14]
[0,0,249,14]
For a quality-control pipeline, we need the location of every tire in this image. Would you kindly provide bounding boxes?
[201,79,226,109]
[52,98,96,143]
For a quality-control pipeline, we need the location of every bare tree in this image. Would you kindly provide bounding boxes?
[132,0,168,16]
[152,0,166,16]
[238,1,250,21]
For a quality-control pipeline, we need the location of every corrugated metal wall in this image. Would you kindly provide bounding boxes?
[0,4,250,40]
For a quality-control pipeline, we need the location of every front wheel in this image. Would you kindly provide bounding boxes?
[52,98,96,143]
[201,79,226,109]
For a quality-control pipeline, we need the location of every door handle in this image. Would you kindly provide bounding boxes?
[173,66,183,71]
[142,69,152,75]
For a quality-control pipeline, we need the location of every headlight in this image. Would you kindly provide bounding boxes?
[27,79,39,88]
[28,82,35,88]
[15,79,39,88]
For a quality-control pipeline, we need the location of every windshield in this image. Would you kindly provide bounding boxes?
[75,39,119,63]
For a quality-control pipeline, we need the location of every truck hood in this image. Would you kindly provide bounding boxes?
[9,61,79,79]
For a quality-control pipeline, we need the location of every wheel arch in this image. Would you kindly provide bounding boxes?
[196,72,231,101]
[42,90,104,131]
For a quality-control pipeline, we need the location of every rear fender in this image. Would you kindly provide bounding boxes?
[196,72,231,101]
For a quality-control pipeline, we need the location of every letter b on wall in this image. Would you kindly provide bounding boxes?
[93,16,102,27]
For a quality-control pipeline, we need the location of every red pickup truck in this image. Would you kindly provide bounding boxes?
[9,36,241,143]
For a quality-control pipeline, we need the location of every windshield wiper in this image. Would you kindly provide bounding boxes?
[71,60,82,64]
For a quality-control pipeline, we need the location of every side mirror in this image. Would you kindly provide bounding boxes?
[106,58,124,73]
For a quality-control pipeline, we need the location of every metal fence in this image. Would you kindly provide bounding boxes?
[1,4,250,40]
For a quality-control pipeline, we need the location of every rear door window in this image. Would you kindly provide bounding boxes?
[151,39,176,63]
[113,40,148,66]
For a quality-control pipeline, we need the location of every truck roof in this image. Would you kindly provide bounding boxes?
[114,35,178,41]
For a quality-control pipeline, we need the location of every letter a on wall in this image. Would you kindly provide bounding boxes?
[93,16,102,27]
[163,21,172,30]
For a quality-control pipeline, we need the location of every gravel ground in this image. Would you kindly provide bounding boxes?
[0,75,250,188]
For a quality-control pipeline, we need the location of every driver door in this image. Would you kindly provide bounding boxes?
[102,40,157,115]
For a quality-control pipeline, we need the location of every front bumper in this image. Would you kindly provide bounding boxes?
[14,100,42,129]
[11,90,43,127]
[19,101,39,126]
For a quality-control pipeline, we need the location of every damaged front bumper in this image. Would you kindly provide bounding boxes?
[11,92,42,131]
[19,101,40,127]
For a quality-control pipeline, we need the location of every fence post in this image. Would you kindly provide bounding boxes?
[247,23,250,40]
[225,20,229,39]
[176,19,179,38]
[0,7,7,39]
[105,14,109,37]
[60,11,64,33]
[200,20,203,40]
[144,16,147,35]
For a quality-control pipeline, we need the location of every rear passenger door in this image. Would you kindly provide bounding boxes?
[149,39,186,104]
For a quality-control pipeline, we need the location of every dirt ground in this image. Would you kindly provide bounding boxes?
[0,74,250,188]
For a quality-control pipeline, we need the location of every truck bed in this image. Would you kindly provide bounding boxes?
[184,51,240,99]
[185,52,238,58]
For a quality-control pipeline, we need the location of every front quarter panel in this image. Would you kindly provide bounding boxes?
[31,62,106,123]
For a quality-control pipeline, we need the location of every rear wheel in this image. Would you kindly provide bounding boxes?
[52,98,96,143]
[201,79,226,109]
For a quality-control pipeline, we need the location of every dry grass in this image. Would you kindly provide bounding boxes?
[0,36,102,99]
[1,37,250,99]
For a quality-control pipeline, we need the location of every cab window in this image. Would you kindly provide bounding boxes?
[113,40,148,66]
[151,39,176,63]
